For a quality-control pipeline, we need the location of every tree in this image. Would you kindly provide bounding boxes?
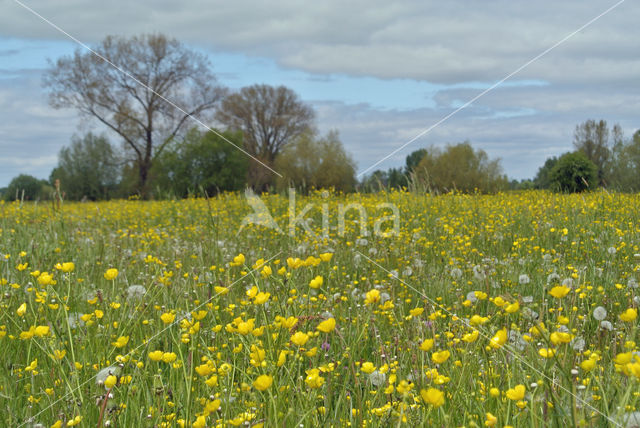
[573,120,612,185]
[405,149,428,175]
[549,151,598,193]
[608,129,640,192]
[43,33,226,197]
[4,174,50,201]
[216,84,315,190]
[413,142,508,193]
[152,128,248,197]
[274,130,356,192]
[49,133,120,200]
[533,156,558,189]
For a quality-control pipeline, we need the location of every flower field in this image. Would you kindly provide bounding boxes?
[2,190,640,427]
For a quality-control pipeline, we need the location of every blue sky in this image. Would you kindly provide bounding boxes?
[0,0,638,187]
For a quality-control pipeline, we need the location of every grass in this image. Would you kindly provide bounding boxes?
[1,189,640,427]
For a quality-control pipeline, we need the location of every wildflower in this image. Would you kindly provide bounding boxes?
[504,301,520,313]
[538,348,556,358]
[620,308,638,322]
[230,254,245,267]
[469,315,489,326]
[104,268,118,280]
[317,317,336,333]
[309,276,323,289]
[549,285,570,298]
[361,362,376,374]
[462,330,479,343]
[419,338,434,351]
[162,352,177,363]
[369,370,386,387]
[580,359,596,372]
[37,272,54,286]
[593,306,607,321]
[485,412,498,427]
[420,388,445,407]
[506,384,525,401]
[112,335,129,348]
[16,302,26,316]
[409,307,424,317]
[431,350,451,364]
[214,286,229,295]
[161,312,176,324]
[253,291,270,305]
[55,262,75,273]
[364,289,381,305]
[149,351,164,361]
[489,328,507,349]
[290,331,310,346]
[305,368,325,388]
[104,375,117,389]
[253,374,273,391]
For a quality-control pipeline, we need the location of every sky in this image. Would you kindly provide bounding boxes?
[0,0,638,187]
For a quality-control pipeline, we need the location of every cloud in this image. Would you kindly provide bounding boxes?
[2,0,637,85]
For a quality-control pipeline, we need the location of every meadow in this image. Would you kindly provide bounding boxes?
[1,190,640,427]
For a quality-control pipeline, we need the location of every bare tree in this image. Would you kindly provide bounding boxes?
[43,33,226,196]
[216,84,314,190]
[573,119,611,185]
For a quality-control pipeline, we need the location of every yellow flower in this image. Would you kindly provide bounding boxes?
[469,315,489,326]
[549,285,570,298]
[160,312,176,324]
[104,268,118,280]
[364,289,381,305]
[305,368,325,388]
[230,253,245,267]
[253,291,270,305]
[485,412,498,427]
[37,272,54,286]
[317,318,336,333]
[253,374,273,391]
[66,416,82,427]
[419,338,434,351]
[489,328,507,349]
[620,308,638,322]
[506,384,525,401]
[195,363,213,377]
[409,307,424,317]
[580,359,596,372]
[420,388,445,407]
[319,253,333,262]
[16,302,26,316]
[214,286,229,295]
[550,331,572,345]
[504,301,520,313]
[55,262,75,272]
[149,350,164,361]
[431,350,451,364]
[361,362,376,374]
[277,350,288,367]
[34,325,50,337]
[461,330,479,343]
[309,275,323,289]
[112,335,129,348]
[538,348,556,358]
[290,331,310,346]
[162,352,177,363]
[51,420,63,428]
[104,375,117,389]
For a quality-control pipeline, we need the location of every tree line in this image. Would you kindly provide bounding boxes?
[2,34,638,201]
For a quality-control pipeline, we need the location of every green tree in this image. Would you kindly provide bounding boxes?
[152,128,248,197]
[274,130,356,192]
[4,174,50,201]
[608,130,640,192]
[43,33,226,197]
[405,149,428,174]
[49,133,121,200]
[533,156,558,189]
[413,142,508,193]
[549,151,598,193]
[216,84,315,190]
